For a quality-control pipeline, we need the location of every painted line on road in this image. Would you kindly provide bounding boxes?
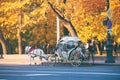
[24,73,56,76]
[0,68,113,72]
[0,79,7,80]
[0,73,56,76]
[0,70,120,76]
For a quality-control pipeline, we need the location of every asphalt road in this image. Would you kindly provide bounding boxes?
[0,65,120,80]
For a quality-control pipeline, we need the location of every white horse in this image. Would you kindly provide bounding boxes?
[25,46,49,65]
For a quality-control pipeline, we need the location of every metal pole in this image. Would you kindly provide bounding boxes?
[57,17,60,44]
[105,0,115,63]
[56,0,60,44]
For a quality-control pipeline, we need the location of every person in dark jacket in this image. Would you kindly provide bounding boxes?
[88,39,96,64]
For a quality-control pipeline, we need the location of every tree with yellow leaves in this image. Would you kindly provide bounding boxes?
[0,0,48,54]
[0,0,120,55]
[47,0,106,43]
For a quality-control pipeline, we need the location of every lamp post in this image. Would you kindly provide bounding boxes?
[105,0,115,63]
[56,0,60,44]
[57,16,60,44]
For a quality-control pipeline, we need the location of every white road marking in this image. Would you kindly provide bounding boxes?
[0,70,120,76]
[24,74,56,76]
[0,68,113,73]
[0,73,56,76]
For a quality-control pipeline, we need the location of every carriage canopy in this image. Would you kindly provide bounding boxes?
[58,36,81,51]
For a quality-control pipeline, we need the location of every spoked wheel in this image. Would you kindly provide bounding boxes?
[69,49,83,67]
[48,54,58,66]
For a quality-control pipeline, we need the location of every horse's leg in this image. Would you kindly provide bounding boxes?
[30,54,36,65]
[44,55,50,66]
[28,54,31,65]
[33,57,37,65]
[44,55,49,65]
[39,56,42,65]
[44,54,49,60]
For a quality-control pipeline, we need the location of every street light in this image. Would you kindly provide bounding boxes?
[56,0,60,44]
[105,0,115,63]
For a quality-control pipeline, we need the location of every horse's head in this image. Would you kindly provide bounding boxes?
[25,46,31,54]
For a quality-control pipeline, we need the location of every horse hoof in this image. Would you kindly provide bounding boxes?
[41,63,43,66]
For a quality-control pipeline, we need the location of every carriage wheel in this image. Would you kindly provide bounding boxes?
[69,49,82,67]
[48,54,57,66]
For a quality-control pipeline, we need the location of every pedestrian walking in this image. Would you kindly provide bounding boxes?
[113,41,118,56]
[88,39,96,64]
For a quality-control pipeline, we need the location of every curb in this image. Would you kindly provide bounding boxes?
[0,54,120,66]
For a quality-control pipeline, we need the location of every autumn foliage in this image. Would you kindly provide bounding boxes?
[0,0,120,54]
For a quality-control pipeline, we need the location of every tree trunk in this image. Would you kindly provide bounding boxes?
[18,0,22,55]
[18,30,22,55]
[63,21,77,37]
[0,31,7,55]
[47,1,77,37]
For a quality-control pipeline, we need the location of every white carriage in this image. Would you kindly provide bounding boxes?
[49,36,89,67]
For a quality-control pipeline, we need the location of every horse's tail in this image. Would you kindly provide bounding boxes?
[41,49,49,61]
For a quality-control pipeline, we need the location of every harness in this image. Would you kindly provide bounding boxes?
[29,48,35,53]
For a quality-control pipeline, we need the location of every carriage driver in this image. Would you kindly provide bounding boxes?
[74,41,85,57]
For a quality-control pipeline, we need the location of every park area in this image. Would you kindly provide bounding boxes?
[0,0,120,66]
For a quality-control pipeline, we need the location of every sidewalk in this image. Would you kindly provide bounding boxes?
[0,54,120,66]
[0,54,30,65]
